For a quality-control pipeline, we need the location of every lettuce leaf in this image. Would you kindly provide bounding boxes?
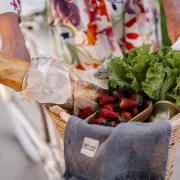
[159,68,179,100]
[108,57,132,91]
[168,78,180,106]
[108,44,152,92]
[126,54,153,92]
[108,44,180,105]
[142,62,166,100]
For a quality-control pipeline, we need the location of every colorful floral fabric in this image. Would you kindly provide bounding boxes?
[47,0,162,70]
[0,0,21,19]
[0,0,162,70]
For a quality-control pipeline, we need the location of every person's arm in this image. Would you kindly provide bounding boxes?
[0,1,30,62]
[162,0,180,44]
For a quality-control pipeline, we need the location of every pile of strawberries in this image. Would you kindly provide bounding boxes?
[79,90,143,127]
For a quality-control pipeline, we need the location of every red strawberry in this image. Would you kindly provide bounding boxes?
[132,107,139,116]
[130,93,143,106]
[112,90,124,100]
[103,104,115,111]
[119,98,138,111]
[119,112,132,122]
[99,94,115,105]
[109,121,117,127]
[92,118,108,126]
[115,112,121,116]
[99,108,119,120]
[79,106,92,119]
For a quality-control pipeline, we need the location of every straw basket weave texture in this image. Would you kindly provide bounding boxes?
[44,104,180,180]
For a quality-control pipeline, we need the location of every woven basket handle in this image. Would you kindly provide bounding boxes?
[0,53,29,91]
[171,36,180,50]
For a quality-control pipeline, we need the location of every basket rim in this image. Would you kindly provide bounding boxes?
[44,102,180,127]
[44,104,67,123]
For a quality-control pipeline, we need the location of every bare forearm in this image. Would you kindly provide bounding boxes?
[0,13,19,34]
[0,13,24,48]
[162,0,180,18]
[161,0,180,43]
[0,12,30,62]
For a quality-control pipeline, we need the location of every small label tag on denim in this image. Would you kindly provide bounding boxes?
[80,137,99,157]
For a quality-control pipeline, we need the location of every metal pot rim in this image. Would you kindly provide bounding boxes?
[154,101,180,112]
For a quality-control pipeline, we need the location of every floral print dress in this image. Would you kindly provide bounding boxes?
[47,0,162,70]
[1,0,162,71]
[0,0,21,19]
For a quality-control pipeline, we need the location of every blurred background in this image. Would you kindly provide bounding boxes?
[0,0,172,57]
[159,0,171,46]
[17,0,172,59]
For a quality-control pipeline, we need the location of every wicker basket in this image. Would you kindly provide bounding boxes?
[44,104,180,180]
[44,99,153,137]
[44,105,68,139]
[0,52,179,179]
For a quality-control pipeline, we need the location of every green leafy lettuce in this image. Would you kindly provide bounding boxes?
[108,44,180,105]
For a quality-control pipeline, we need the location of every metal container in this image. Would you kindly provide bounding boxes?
[149,101,180,122]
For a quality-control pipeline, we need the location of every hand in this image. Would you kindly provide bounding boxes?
[166,14,180,44]
[162,0,180,44]
[0,13,31,62]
